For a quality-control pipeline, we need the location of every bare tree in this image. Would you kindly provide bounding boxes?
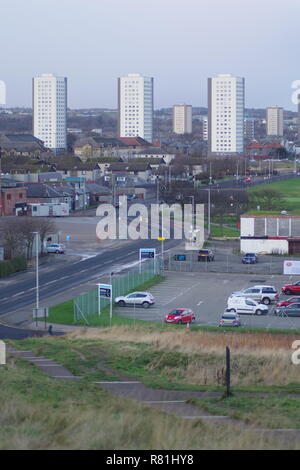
[0,219,25,259]
[34,218,57,255]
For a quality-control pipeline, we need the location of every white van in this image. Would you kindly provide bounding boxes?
[227,297,268,316]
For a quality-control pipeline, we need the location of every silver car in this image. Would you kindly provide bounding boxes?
[46,243,65,254]
[114,291,155,308]
[230,285,279,305]
[219,312,241,327]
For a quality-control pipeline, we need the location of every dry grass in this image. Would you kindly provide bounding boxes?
[68,326,300,387]
[0,357,298,450]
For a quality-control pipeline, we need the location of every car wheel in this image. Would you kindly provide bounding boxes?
[142,302,150,309]
[256,309,263,315]
[55,250,60,254]
[262,297,271,305]
[177,320,182,325]
[229,308,236,313]
[118,300,125,307]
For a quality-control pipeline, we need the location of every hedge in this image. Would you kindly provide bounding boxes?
[0,256,27,278]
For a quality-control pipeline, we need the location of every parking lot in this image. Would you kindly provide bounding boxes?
[114,271,300,330]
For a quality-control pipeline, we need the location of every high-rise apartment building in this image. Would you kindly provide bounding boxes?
[208,74,245,155]
[201,116,208,141]
[33,73,67,153]
[172,104,192,134]
[118,73,153,143]
[244,117,255,141]
[266,106,283,137]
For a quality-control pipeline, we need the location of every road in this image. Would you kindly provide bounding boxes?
[0,236,182,318]
[201,172,300,190]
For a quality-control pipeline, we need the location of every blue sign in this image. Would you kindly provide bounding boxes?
[140,248,156,260]
[174,254,186,261]
[66,235,71,241]
[99,284,112,298]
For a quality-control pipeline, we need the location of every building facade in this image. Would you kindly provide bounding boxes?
[244,118,255,141]
[266,106,283,137]
[208,74,245,156]
[241,214,300,254]
[33,73,67,153]
[172,105,192,134]
[118,73,154,143]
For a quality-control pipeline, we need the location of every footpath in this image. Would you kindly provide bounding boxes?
[6,344,300,446]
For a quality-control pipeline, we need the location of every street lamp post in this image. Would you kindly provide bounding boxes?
[33,232,39,328]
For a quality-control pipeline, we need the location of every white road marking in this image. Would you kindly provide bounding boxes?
[197,301,204,306]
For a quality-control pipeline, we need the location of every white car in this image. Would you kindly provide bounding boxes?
[114,292,155,308]
[227,296,268,315]
[46,243,65,254]
[230,285,278,305]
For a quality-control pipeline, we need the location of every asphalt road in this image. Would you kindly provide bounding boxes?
[0,236,182,317]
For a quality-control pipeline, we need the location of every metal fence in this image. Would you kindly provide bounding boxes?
[73,256,164,323]
[165,251,284,275]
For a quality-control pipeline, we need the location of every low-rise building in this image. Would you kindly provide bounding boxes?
[241,214,300,254]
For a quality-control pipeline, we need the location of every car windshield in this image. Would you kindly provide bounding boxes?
[170,310,184,315]
[222,315,236,320]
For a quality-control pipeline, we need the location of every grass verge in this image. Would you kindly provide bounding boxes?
[189,395,300,429]
[47,275,165,326]
[1,356,296,449]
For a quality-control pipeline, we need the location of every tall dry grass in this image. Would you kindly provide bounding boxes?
[68,326,300,387]
[0,358,298,450]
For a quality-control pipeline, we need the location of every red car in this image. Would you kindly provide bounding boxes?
[243,177,252,183]
[164,309,196,325]
[281,282,300,295]
[276,296,300,307]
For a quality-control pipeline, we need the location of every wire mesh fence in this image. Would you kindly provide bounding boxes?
[73,256,164,323]
[165,251,284,275]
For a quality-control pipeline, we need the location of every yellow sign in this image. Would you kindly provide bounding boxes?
[157,237,166,241]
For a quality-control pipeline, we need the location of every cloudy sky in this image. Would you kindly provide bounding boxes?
[1,0,299,110]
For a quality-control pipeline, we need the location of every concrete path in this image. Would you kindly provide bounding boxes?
[6,345,300,446]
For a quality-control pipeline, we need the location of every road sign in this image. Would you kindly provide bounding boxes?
[173,254,186,261]
[284,260,300,275]
[157,237,166,242]
[99,284,112,298]
[32,308,49,319]
[139,248,156,260]
[66,235,71,241]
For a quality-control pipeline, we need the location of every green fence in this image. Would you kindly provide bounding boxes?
[73,256,164,323]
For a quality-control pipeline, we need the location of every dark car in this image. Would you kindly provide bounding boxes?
[274,303,300,317]
[242,253,258,264]
[198,249,214,262]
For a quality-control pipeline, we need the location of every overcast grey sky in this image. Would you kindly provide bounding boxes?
[1,0,299,110]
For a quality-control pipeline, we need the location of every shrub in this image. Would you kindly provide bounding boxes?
[0,256,27,278]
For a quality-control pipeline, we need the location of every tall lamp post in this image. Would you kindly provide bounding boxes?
[32,232,40,327]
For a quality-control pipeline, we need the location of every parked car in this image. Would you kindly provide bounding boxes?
[46,243,65,254]
[219,312,241,327]
[274,303,300,317]
[281,281,300,295]
[242,253,258,264]
[198,249,214,261]
[164,309,196,324]
[243,177,252,183]
[114,292,155,308]
[227,296,268,315]
[276,296,300,308]
[230,285,278,305]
